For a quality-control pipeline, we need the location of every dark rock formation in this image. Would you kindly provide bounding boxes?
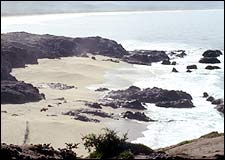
[199,57,221,64]
[206,96,215,102]
[1,32,128,104]
[78,109,113,118]
[167,50,187,58]
[102,59,120,63]
[1,143,74,160]
[161,59,171,65]
[172,68,178,72]
[91,56,96,60]
[212,99,224,105]
[171,61,177,65]
[215,103,224,114]
[203,92,209,98]
[95,87,109,92]
[40,108,48,112]
[202,50,223,57]
[187,65,197,69]
[1,80,44,104]
[85,102,102,109]
[63,110,100,123]
[121,111,154,122]
[102,86,194,109]
[205,65,221,70]
[155,99,194,108]
[45,83,75,90]
[122,50,169,65]
[186,69,192,73]
[121,100,146,110]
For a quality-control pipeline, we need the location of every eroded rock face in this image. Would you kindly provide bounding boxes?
[1,80,44,104]
[215,103,224,114]
[122,50,169,65]
[102,86,194,109]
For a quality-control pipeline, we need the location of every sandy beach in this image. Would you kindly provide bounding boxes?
[1,55,148,157]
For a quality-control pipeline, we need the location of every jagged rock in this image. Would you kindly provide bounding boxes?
[123,50,169,65]
[46,83,75,90]
[202,50,223,57]
[78,109,113,118]
[172,68,178,72]
[63,110,100,122]
[168,50,187,58]
[161,59,171,65]
[121,111,154,122]
[121,100,146,110]
[95,87,109,92]
[186,69,192,73]
[155,99,195,108]
[187,65,197,69]
[205,65,221,70]
[203,92,209,98]
[103,86,193,109]
[206,96,215,102]
[199,57,221,64]
[1,80,44,104]
[47,105,54,107]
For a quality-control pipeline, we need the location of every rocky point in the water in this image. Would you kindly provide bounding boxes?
[101,86,194,109]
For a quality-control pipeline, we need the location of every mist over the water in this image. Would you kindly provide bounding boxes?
[1,1,224,16]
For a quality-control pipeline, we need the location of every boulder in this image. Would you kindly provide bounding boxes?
[161,60,171,65]
[172,68,178,72]
[203,92,209,98]
[215,103,224,114]
[85,102,102,109]
[202,50,223,57]
[1,80,45,104]
[212,99,224,105]
[121,100,146,110]
[199,57,221,64]
[168,50,187,58]
[187,65,197,69]
[205,65,221,70]
[206,96,215,102]
[186,69,192,73]
[122,111,154,122]
[171,61,176,65]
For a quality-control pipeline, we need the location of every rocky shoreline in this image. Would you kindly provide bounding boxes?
[1,32,224,159]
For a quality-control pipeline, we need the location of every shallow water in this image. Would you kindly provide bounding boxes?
[1,9,224,148]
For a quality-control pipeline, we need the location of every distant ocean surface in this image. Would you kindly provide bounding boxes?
[2,9,224,149]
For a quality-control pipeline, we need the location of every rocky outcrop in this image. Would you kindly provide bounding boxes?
[205,65,221,70]
[1,80,44,104]
[95,87,109,92]
[102,86,194,109]
[167,50,187,58]
[161,59,171,65]
[215,103,224,114]
[202,50,223,58]
[121,111,154,122]
[172,68,179,72]
[122,50,169,65]
[199,57,221,64]
[187,65,197,69]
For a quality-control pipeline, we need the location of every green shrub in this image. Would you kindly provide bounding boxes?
[82,128,128,159]
[117,151,134,159]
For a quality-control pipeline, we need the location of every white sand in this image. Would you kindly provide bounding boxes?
[1,55,147,157]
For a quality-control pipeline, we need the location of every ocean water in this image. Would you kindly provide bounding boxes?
[1,9,224,148]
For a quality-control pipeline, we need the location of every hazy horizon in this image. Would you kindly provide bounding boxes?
[1,1,224,16]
